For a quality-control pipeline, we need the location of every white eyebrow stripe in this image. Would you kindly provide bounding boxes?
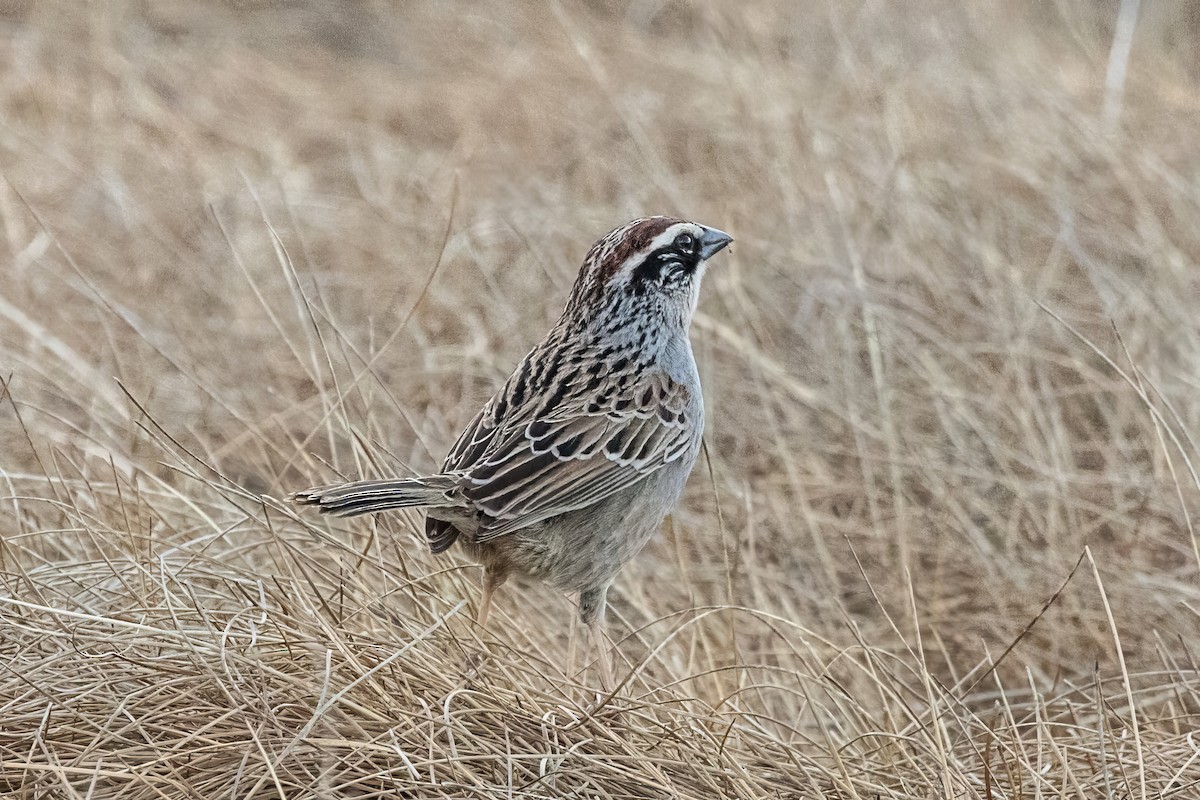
[644,223,694,254]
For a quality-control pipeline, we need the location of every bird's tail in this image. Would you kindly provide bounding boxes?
[292,475,462,518]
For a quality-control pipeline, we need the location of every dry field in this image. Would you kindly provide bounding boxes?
[2,1,1200,797]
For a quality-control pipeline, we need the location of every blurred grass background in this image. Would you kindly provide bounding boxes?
[1,1,1199,797]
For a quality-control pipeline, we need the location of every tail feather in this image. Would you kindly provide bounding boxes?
[293,475,462,518]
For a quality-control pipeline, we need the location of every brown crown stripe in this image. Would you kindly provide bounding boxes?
[596,216,681,283]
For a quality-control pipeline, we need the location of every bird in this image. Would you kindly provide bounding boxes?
[293,216,732,685]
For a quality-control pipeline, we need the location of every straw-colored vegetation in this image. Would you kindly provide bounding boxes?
[2,2,1199,797]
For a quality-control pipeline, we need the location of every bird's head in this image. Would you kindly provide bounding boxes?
[563,216,733,332]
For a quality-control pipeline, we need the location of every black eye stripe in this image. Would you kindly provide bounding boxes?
[629,242,700,290]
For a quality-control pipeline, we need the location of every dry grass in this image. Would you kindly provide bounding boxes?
[2,1,1200,797]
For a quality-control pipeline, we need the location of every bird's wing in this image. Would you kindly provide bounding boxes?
[459,370,699,540]
[426,339,573,547]
[439,337,570,474]
[426,377,512,550]
[440,402,500,474]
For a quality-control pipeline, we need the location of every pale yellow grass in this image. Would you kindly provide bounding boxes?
[1,1,1199,797]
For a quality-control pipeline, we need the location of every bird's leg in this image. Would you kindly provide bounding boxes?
[477,567,507,629]
[462,567,508,680]
[579,584,613,691]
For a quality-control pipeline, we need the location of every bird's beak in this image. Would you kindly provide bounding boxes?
[698,226,733,260]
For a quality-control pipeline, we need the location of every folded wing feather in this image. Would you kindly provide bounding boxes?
[461,372,697,541]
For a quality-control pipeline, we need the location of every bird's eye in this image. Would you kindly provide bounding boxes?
[674,233,695,252]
